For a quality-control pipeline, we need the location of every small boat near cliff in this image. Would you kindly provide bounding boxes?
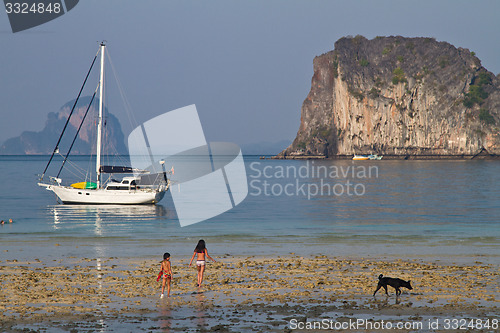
[353,154,383,160]
[369,154,383,160]
[353,155,370,160]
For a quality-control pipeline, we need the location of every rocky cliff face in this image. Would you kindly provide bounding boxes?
[0,96,127,155]
[279,36,500,158]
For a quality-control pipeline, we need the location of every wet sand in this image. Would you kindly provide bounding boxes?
[1,254,498,332]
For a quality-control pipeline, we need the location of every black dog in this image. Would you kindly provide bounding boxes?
[373,274,412,296]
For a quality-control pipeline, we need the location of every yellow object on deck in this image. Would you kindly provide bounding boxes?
[70,182,97,189]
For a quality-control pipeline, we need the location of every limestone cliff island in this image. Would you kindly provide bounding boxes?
[277,36,500,159]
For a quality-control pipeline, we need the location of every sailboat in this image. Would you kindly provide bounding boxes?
[38,42,169,204]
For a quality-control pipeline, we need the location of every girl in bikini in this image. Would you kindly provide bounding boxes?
[189,239,216,287]
[159,252,172,298]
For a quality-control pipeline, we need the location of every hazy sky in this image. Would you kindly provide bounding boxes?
[1,0,499,147]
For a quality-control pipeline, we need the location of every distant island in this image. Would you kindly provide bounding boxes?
[0,96,127,155]
[277,36,499,159]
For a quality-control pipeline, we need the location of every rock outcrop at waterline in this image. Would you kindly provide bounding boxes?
[0,96,127,155]
[278,36,500,158]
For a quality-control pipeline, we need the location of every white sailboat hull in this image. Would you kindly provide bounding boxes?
[39,183,166,205]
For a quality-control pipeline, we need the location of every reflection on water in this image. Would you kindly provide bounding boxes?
[158,301,172,332]
[50,204,168,221]
[195,292,207,328]
[49,204,173,236]
[95,245,106,333]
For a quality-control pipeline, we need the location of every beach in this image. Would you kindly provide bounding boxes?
[1,157,499,331]
[1,253,498,332]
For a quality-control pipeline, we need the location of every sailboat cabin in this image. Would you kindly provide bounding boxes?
[105,177,139,191]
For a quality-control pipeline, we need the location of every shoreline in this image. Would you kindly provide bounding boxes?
[269,154,500,160]
[1,254,498,332]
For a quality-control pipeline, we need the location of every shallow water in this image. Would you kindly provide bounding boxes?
[1,156,499,263]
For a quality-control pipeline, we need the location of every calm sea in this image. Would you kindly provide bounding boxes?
[1,155,499,263]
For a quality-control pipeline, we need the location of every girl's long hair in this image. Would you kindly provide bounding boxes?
[194,239,206,253]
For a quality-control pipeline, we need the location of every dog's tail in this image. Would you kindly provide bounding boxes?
[378,274,383,280]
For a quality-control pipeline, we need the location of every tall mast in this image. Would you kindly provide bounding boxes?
[96,42,105,189]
